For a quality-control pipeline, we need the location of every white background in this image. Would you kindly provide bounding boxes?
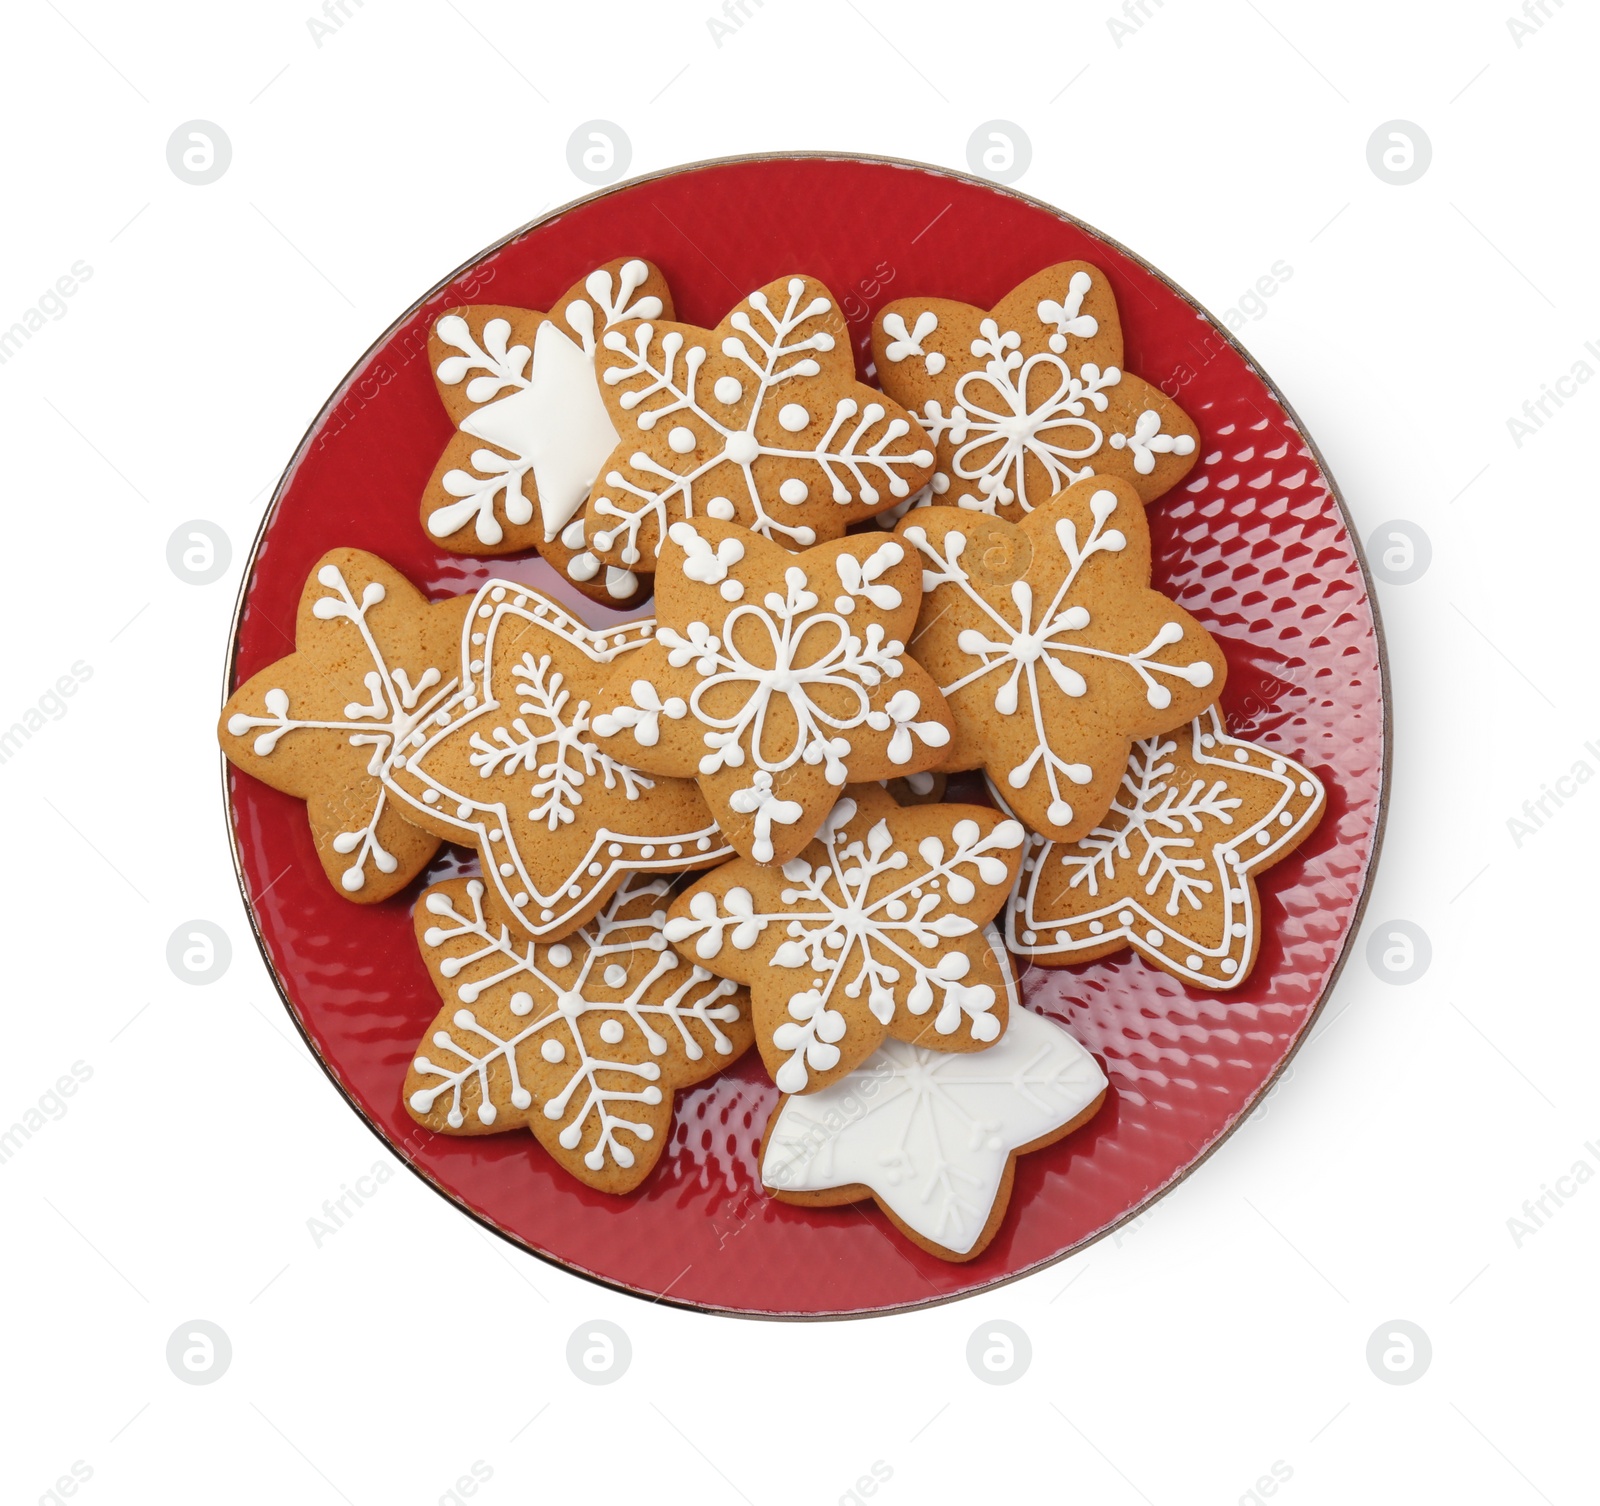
[1,1,1594,1502]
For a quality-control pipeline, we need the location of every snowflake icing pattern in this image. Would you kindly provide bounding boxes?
[1007,706,1326,989]
[405,873,751,1190]
[872,261,1200,519]
[583,275,935,571]
[762,1006,1107,1258]
[593,522,952,866]
[423,257,670,601]
[382,581,729,940]
[666,788,1025,1093]
[899,476,1226,842]
[220,551,463,899]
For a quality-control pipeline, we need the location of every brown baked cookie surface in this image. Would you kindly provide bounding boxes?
[382,581,729,942]
[422,256,672,606]
[899,475,1226,843]
[406,873,752,1193]
[1007,705,1326,988]
[219,548,469,902]
[872,260,1198,519]
[584,274,935,572]
[591,520,953,865]
[664,784,1024,1094]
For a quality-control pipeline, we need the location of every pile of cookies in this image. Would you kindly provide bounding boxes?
[221,257,1325,1262]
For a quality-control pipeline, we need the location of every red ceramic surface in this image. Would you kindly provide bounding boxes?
[225,154,1387,1317]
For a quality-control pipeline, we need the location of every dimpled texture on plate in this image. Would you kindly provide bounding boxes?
[226,156,1385,1317]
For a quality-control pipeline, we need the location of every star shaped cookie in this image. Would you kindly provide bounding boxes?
[664,785,1025,1094]
[761,1006,1107,1261]
[405,873,753,1193]
[579,274,936,574]
[1007,706,1326,988]
[422,256,673,605]
[899,474,1226,844]
[380,580,730,941]
[871,260,1199,518]
[589,520,953,865]
[219,548,468,902]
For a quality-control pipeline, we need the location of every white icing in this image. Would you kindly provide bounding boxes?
[1036,270,1099,353]
[411,874,742,1170]
[520,318,620,540]
[894,271,1193,514]
[666,797,1023,1093]
[920,318,1119,513]
[1006,706,1325,989]
[1109,408,1197,476]
[381,584,728,939]
[761,998,1106,1253]
[559,515,639,600]
[591,278,933,565]
[429,261,661,568]
[594,529,948,842]
[226,562,457,891]
[881,309,946,376]
[906,490,1214,828]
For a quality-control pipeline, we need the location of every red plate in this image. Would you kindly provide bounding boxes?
[225,154,1387,1317]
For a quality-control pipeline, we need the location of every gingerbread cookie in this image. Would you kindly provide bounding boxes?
[423,257,673,604]
[590,520,953,865]
[381,581,730,940]
[664,785,1024,1094]
[761,1006,1107,1261]
[871,261,1198,518]
[899,475,1226,843]
[1007,706,1325,988]
[219,549,468,901]
[405,873,752,1192]
[882,769,947,806]
[581,274,935,573]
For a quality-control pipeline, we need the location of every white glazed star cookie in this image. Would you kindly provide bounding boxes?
[421,256,672,604]
[761,1006,1107,1260]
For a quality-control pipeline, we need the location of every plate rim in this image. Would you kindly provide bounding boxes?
[218,148,1393,1321]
